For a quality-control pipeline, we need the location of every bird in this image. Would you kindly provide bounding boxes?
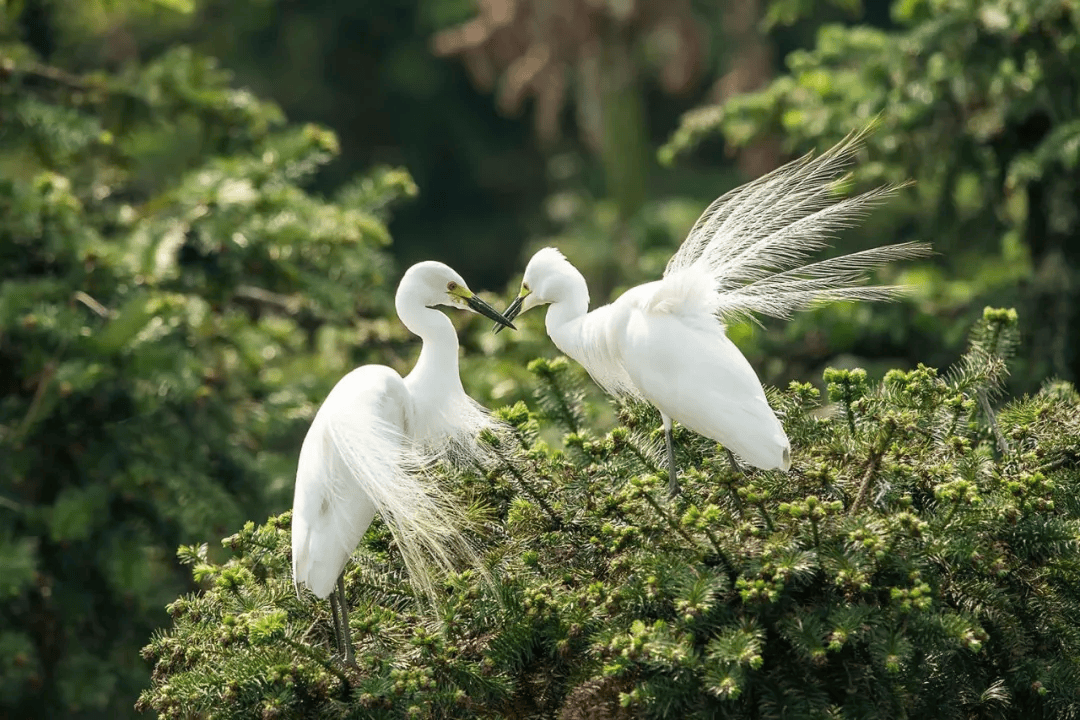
[291,261,515,665]
[498,132,930,496]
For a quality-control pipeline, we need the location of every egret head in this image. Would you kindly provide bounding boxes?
[397,261,516,329]
[496,248,586,332]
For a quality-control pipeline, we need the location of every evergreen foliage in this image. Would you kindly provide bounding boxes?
[140,308,1080,719]
[0,39,416,716]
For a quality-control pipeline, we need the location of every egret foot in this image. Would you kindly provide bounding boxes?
[336,576,355,666]
[328,576,355,666]
[665,424,681,498]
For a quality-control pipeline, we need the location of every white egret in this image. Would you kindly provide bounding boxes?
[291,261,515,665]
[499,133,930,496]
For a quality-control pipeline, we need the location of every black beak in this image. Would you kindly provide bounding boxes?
[493,295,524,334]
[468,294,517,330]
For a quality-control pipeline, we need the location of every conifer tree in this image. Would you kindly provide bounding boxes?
[140,308,1080,719]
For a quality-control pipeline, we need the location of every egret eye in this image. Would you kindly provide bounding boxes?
[447,281,458,292]
[522,282,530,291]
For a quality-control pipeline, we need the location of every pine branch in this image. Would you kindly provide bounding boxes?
[139,311,1080,720]
[849,423,895,515]
[488,446,562,530]
[978,391,1010,456]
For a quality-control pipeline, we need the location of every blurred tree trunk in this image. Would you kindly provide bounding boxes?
[431,0,708,297]
[1027,179,1078,383]
[597,28,649,298]
[714,0,779,177]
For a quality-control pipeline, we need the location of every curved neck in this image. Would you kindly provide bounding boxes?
[544,270,590,358]
[397,303,463,398]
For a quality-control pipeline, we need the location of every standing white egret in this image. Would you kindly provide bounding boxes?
[291,261,515,665]
[499,133,930,496]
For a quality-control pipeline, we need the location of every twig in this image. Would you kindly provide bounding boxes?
[1038,447,1080,474]
[626,437,660,474]
[699,525,735,577]
[978,390,1010,456]
[490,448,562,530]
[537,369,580,434]
[73,291,112,318]
[849,426,894,515]
[8,61,98,91]
[638,488,736,576]
[640,488,697,545]
[233,286,305,316]
[14,361,56,441]
[757,502,775,532]
[284,638,352,693]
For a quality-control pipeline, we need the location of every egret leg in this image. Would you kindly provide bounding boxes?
[725,448,741,474]
[328,583,344,658]
[663,415,680,498]
[336,576,355,666]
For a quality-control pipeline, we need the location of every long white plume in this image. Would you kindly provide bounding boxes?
[329,409,475,599]
[292,385,477,601]
[664,130,932,322]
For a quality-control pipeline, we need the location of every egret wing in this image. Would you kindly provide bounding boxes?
[616,299,790,470]
[291,366,407,598]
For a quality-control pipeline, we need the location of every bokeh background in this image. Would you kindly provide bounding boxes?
[2,0,1078,716]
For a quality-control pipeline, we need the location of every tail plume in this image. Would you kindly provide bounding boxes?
[665,129,932,322]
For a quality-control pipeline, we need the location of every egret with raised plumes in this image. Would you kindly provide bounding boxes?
[291,261,515,665]
[499,133,930,496]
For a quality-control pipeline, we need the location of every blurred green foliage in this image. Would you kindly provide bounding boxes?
[183,0,551,285]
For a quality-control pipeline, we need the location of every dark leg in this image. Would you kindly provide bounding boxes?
[665,422,680,498]
[725,448,741,474]
[328,584,344,658]
[336,575,355,666]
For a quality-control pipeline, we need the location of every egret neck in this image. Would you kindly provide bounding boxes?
[396,301,466,405]
[542,267,590,362]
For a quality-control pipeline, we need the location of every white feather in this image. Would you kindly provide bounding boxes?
[515,131,928,474]
[292,261,503,602]
[665,130,931,322]
[543,265,791,470]
[292,367,409,598]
